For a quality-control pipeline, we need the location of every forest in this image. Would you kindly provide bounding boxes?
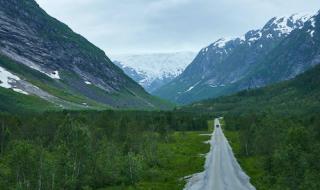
[179,64,320,190]
[0,110,210,190]
[1,64,320,190]
[224,112,320,190]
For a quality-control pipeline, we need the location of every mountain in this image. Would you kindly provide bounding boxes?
[180,52,320,190]
[0,0,171,110]
[112,52,196,93]
[155,13,318,104]
[181,63,320,115]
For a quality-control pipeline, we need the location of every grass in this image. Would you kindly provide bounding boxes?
[223,129,267,190]
[0,54,172,110]
[207,120,214,131]
[100,131,211,190]
[0,55,106,109]
[0,87,58,113]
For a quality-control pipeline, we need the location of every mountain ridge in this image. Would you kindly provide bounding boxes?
[112,52,196,92]
[181,63,320,114]
[154,12,317,104]
[0,0,171,110]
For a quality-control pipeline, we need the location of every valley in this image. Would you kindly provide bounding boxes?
[112,52,196,93]
[185,119,255,190]
[0,0,320,190]
[155,13,319,104]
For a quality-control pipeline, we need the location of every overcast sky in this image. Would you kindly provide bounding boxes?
[36,0,320,55]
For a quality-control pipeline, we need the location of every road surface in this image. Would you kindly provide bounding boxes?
[184,119,256,190]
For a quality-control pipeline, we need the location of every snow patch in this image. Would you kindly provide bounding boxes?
[209,83,227,88]
[291,13,312,25]
[267,33,273,38]
[308,29,316,37]
[0,66,28,95]
[185,81,201,93]
[274,17,296,34]
[13,88,29,95]
[310,17,316,28]
[111,52,196,89]
[268,13,312,36]
[307,17,317,37]
[248,31,262,42]
[209,85,218,88]
[239,36,246,41]
[0,66,20,88]
[0,49,61,80]
[48,71,60,79]
[310,30,315,37]
[213,38,231,48]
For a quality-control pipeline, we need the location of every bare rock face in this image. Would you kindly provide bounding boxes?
[155,13,320,104]
[0,0,128,92]
[0,0,167,109]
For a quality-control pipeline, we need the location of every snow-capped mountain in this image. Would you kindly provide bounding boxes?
[0,0,171,110]
[112,52,196,92]
[155,13,320,104]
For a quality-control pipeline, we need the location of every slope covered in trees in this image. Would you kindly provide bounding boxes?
[182,65,320,189]
[155,13,319,105]
[183,64,320,115]
[0,110,210,189]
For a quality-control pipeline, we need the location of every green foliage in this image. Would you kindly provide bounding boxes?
[182,64,320,115]
[0,110,210,189]
[0,87,57,113]
[182,65,320,189]
[224,113,320,190]
[0,1,174,110]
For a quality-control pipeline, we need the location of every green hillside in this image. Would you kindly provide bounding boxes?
[182,64,320,115]
[0,0,172,110]
[0,87,58,113]
[182,65,320,189]
[155,13,319,105]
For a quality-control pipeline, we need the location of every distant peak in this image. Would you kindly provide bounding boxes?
[261,13,312,36]
[213,38,226,48]
[212,37,234,48]
[290,13,312,22]
[197,12,314,56]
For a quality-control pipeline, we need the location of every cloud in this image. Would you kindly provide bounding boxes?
[36,0,320,54]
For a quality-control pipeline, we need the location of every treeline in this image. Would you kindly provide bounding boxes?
[225,112,320,190]
[180,64,320,189]
[182,64,320,116]
[0,110,209,190]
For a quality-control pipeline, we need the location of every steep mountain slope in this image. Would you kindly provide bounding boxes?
[112,52,196,92]
[182,63,320,114]
[0,87,58,113]
[155,13,315,104]
[0,0,170,110]
[241,12,320,87]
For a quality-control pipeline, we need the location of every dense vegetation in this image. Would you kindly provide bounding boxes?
[185,65,320,189]
[1,1,319,190]
[1,62,319,190]
[225,113,320,190]
[182,64,320,115]
[0,110,210,190]
[0,87,58,113]
[0,54,109,111]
